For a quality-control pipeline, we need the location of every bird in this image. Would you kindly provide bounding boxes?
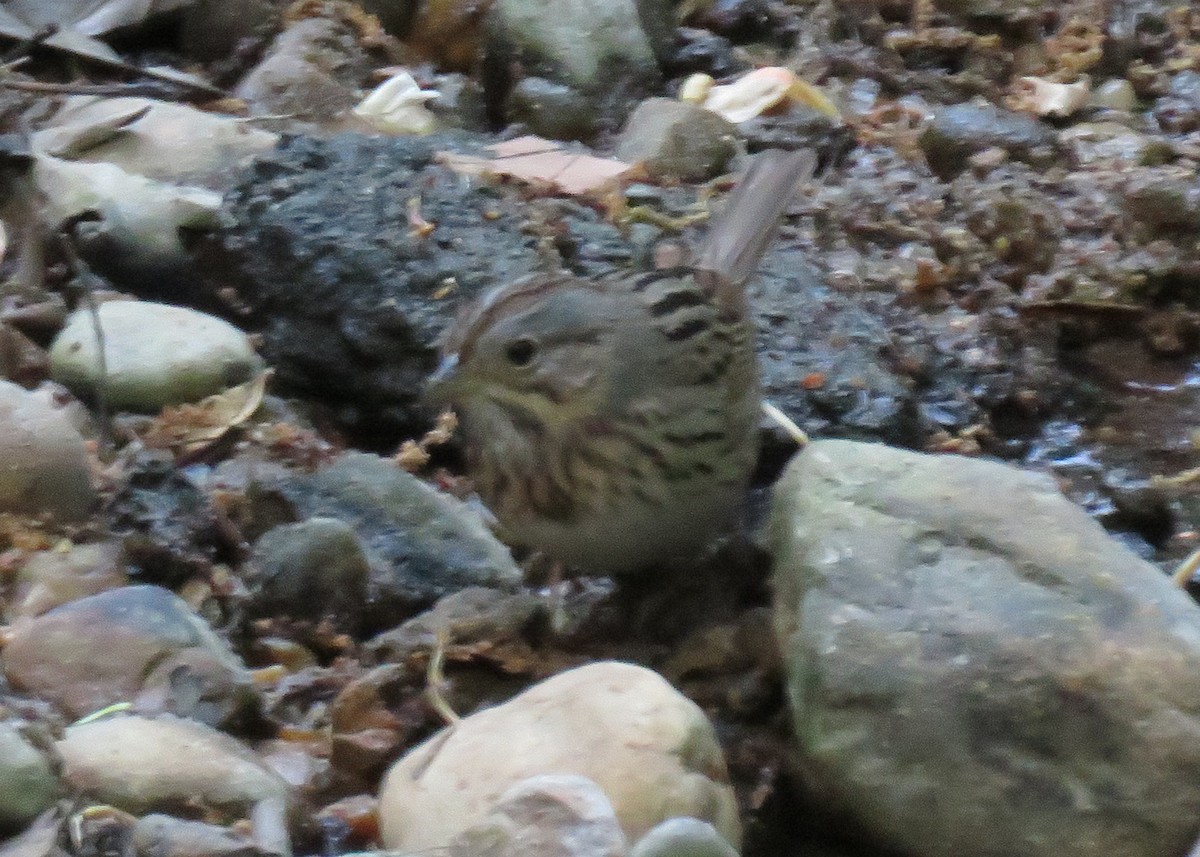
[425,148,816,576]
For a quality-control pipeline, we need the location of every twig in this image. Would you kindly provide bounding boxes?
[57,229,112,452]
[762,400,809,446]
[425,627,460,726]
[1172,547,1200,588]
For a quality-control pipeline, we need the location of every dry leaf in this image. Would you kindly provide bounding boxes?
[437,136,636,196]
[141,369,271,457]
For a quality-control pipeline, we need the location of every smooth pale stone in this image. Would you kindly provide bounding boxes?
[0,379,96,521]
[378,661,740,852]
[57,715,290,819]
[50,300,261,412]
[771,439,1200,857]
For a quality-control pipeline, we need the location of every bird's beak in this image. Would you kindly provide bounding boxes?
[423,353,461,407]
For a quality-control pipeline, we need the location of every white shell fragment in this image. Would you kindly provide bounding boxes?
[354,71,439,135]
[1014,75,1091,118]
[698,67,839,123]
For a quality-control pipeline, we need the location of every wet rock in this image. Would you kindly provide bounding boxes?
[505,77,599,141]
[1090,79,1137,111]
[179,0,277,61]
[234,17,369,123]
[616,98,738,182]
[0,722,59,831]
[245,517,370,623]
[132,814,265,857]
[1121,170,1200,231]
[49,301,262,412]
[665,29,747,79]
[0,379,95,521]
[365,586,540,664]
[57,715,291,820]
[4,585,258,727]
[1153,70,1200,134]
[196,134,550,437]
[277,452,522,624]
[107,451,231,587]
[447,774,627,857]
[920,102,1061,179]
[7,540,127,619]
[770,439,1200,857]
[631,818,739,857]
[378,661,740,851]
[484,0,665,136]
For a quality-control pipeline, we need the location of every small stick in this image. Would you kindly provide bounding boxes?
[1172,548,1200,588]
[57,230,113,452]
[762,400,809,446]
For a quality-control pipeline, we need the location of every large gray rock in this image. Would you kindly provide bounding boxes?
[770,439,1200,857]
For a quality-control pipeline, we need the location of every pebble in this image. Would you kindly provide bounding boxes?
[378,661,740,852]
[0,722,58,831]
[616,98,738,182]
[50,300,262,413]
[0,379,96,521]
[4,584,257,727]
[57,715,292,821]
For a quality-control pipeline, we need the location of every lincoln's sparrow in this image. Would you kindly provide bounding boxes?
[426,149,816,575]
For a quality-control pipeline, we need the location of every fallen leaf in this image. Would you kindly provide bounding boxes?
[141,369,272,457]
[438,135,637,196]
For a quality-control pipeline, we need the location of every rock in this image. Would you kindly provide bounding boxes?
[1090,79,1137,112]
[234,17,368,123]
[0,722,59,832]
[1154,70,1200,134]
[179,0,277,61]
[378,661,740,851]
[278,452,523,624]
[245,517,370,623]
[7,540,127,619]
[485,0,666,136]
[920,102,1061,179]
[4,585,258,727]
[506,77,599,141]
[366,586,540,664]
[49,300,262,413]
[616,98,737,182]
[194,134,553,437]
[770,439,1200,857]
[132,814,264,857]
[35,97,278,187]
[630,818,739,857]
[447,774,627,857]
[57,715,291,820]
[0,379,96,521]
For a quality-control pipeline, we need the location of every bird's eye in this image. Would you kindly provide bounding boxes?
[505,337,538,367]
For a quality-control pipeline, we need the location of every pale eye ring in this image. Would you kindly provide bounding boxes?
[505,336,538,367]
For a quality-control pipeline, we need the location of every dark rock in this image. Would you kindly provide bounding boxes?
[616,98,738,181]
[666,29,747,79]
[196,134,549,439]
[275,452,522,628]
[921,102,1061,179]
[245,517,371,624]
